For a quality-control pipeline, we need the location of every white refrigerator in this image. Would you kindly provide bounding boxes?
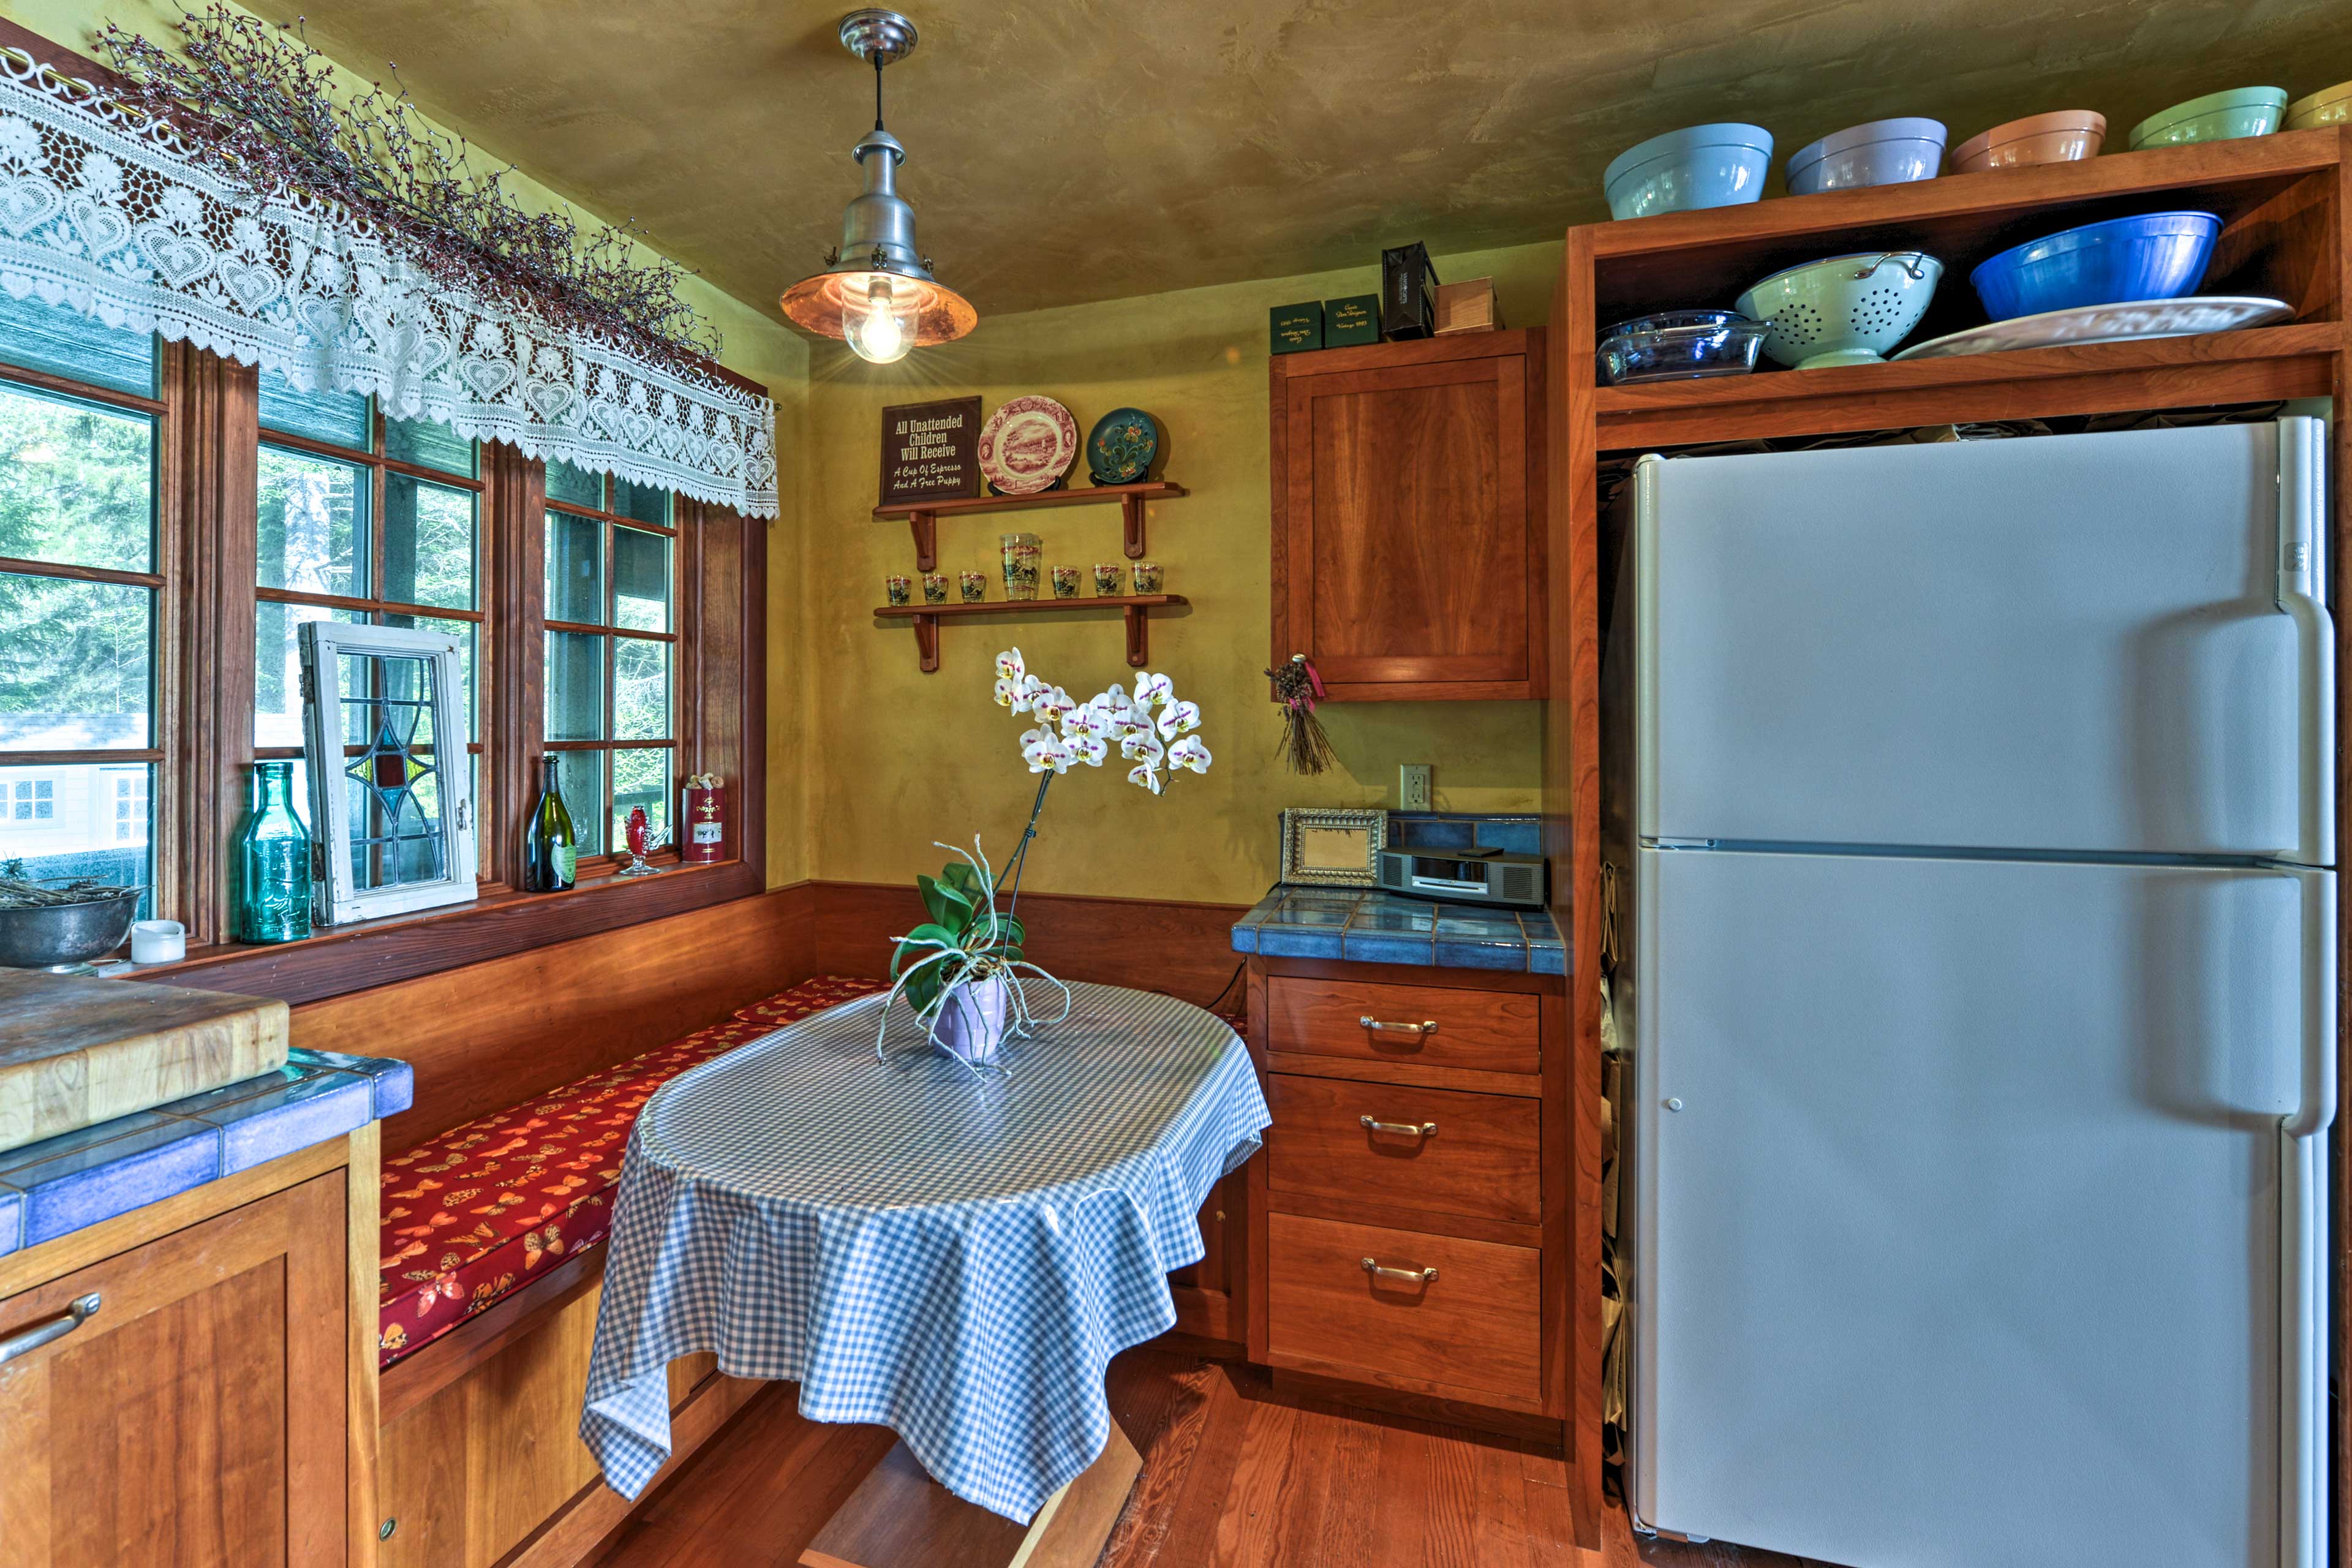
[1609,420,2335,1567]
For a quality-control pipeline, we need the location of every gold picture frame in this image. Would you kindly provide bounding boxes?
[1278,807,1387,887]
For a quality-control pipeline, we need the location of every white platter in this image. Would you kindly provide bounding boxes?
[1891,296,2293,361]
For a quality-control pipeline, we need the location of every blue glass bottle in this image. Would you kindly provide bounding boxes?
[233,760,312,943]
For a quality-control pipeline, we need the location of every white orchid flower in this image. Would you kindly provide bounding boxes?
[1063,699,1112,739]
[995,648,1025,682]
[1121,728,1164,766]
[1020,727,1072,774]
[993,674,1029,711]
[1127,761,1164,794]
[1133,670,1173,708]
[1068,731,1108,767]
[1032,684,1076,726]
[1168,734,1212,774]
[1156,698,1201,741]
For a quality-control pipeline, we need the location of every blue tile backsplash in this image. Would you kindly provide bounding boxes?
[0,1049,411,1259]
[1236,813,1564,974]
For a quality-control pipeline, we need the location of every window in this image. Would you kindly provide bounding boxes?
[111,771,145,841]
[0,282,759,985]
[0,291,159,909]
[255,373,485,842]
[543,461,677,856]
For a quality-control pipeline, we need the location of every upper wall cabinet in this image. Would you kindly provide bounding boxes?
[1270,330,1547,701]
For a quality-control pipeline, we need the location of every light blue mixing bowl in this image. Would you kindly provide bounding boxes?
[1604,123,1774,220]
[1786,117,1948,194]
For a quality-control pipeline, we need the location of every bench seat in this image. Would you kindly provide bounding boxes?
[377,974,884,1366]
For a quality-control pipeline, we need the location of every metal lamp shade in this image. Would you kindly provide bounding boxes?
[781,268,976,350]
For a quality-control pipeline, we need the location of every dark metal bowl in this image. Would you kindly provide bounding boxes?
[0,887,145,969]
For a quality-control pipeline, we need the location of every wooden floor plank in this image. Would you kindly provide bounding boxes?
[582,1343,1802,1568]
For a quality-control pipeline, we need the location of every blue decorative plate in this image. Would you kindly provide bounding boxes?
[1085,407,1158,485]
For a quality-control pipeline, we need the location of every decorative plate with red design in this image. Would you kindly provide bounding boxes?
[977,396,1079,495]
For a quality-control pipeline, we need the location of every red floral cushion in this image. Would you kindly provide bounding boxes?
[376,974,884,1367]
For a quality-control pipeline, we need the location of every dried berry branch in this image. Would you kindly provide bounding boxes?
[99,5,720,365]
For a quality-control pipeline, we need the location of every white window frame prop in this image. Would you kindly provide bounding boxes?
[297,619,479,924]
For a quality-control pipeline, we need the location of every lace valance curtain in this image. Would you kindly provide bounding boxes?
[0,50,778,517]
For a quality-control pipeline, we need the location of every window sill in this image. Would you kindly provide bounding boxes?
[119,856,764,1006]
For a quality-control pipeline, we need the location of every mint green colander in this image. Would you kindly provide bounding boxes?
[1735,251,1943,369]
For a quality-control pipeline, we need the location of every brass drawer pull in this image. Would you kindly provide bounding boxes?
[1362,1257,1438,1285]
[1359,1016,1438,1039]
[0,1293,99,1368]
[1359,1115,1437,1140]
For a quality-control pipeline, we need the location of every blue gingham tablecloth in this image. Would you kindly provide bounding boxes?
[578,982,1270,1523]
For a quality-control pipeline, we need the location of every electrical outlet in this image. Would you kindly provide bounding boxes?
[1400,763,1432,811]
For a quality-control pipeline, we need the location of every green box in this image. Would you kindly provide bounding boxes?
[1324,294,1379,347]
[1270,301,1324,355]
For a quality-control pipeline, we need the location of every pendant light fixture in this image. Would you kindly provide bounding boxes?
[780,10,977,365]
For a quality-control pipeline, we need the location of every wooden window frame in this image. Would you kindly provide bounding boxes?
[254,404,491,815]
[541,478,690,878]
[0,357,168,902]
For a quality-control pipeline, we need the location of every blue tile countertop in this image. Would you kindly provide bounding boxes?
[0,1048,412,1259]
[1231,886,1567,974]
[1231,810,1566,974]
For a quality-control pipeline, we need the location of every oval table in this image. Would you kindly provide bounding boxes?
[579,981,1270,1567]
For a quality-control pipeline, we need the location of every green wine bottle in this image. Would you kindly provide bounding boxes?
[524,755,578,892]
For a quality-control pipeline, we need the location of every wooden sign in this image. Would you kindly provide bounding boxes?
[880,396,982,506]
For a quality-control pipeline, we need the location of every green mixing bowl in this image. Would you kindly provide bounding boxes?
[1735,252,1944,370]
[2128,86,2287,149]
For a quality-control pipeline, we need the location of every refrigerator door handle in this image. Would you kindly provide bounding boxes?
[2276,418,2334,870]
[2282,872,2337,1140]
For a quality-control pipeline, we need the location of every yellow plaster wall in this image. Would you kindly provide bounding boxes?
[0,0,817,886]
[800,239,1561,907]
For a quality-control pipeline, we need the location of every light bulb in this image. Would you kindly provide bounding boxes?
[844,276,914,364]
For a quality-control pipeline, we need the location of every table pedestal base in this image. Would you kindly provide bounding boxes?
[798,1419,1142,1568]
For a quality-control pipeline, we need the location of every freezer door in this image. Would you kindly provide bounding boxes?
[1628,847,2332,1568]
[1637,420,2333,861]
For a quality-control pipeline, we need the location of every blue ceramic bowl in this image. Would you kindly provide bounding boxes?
[1969,211,2222,321]
[1786,117,1947,195]
[1604,123,1774,220]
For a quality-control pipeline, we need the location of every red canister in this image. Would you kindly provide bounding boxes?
[682,775,725,863]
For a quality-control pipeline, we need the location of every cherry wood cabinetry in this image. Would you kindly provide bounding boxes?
[1544,126,2352,1559]
[1268,331,1547,701]
[0,1134,377,1568]
[1243,955,1572,1432]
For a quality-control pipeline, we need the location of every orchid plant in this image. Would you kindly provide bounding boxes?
[876,650,1213,1074]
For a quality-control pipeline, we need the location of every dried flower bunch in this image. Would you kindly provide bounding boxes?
[99,5,718,364]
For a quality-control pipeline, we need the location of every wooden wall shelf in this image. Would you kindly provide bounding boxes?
[875,594,1188,673]
[873,481,1186,571]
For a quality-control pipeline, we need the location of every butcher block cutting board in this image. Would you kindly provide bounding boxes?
[0,970,288,1154]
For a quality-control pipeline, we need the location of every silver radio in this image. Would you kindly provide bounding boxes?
[1376,847,1546,908]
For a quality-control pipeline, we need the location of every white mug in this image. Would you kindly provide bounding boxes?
[129,919,186,965]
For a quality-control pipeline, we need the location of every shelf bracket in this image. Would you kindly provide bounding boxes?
[1123,603,1148,668]
[912,612,939,673]
[908,511,937,573]
[1121,492,1147,560]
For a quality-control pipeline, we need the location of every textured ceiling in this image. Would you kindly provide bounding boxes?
[233,0,2352,330]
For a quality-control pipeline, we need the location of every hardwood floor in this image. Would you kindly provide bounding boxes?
[582,1344,1825,1568]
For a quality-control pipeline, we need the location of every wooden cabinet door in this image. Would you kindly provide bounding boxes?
[1272,333,1545,700]
[0,1173,349,1568]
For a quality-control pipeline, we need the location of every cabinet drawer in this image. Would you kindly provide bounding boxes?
[1267,1074,1540,1225]
[1268,975,1540,1074]
[1265,1212,1541,1407]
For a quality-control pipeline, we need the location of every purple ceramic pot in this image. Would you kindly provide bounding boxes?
[931,972,1008,1066]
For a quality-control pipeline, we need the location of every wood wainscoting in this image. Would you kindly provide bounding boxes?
[805,881,1250,1012]
[320,876,1251,1567]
